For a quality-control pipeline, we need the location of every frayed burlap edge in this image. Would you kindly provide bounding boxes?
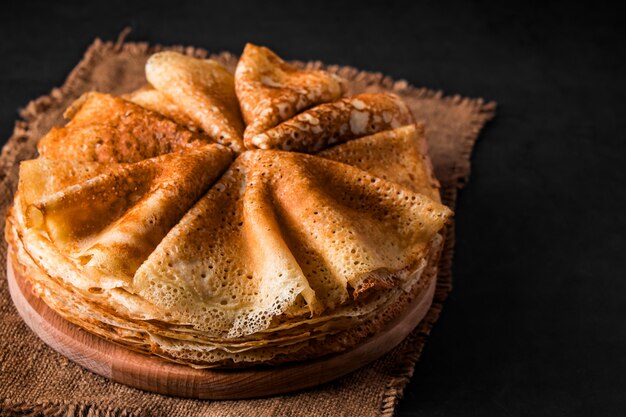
[0,399,141,417]
[0,31,496,417]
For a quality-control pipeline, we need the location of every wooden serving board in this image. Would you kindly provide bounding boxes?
[7,254,435,399]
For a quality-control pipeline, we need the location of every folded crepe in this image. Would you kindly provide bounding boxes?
[145,51,245,153]
[6,45,453,368]
[123,85,198,130]
[38,92,216,163]
[19,144,232,288]
[235,43,345,148]
[318,123,441,201]
[246,92,415,152]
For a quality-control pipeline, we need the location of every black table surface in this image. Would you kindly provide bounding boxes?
[2,1,624,416]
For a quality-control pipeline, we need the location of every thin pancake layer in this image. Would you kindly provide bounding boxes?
[123,85,198,130]
[318,124,441,201]
[38,92,212,163]
[146,51,245,152]
[6,220,442,367]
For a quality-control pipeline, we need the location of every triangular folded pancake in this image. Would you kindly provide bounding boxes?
[235,43,344,148]
[318,124,441,201]
[134,150,451,338]
[246,93,415,152]
[37,92,212,163]
[146,51,245,152]
[19,144,233,287]
[123,85,198,130]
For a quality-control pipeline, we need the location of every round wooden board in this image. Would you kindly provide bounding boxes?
[7,253,435,399]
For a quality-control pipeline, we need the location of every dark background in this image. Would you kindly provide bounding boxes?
[2,1,624,415]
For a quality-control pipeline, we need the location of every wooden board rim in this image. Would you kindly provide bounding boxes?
[6,250,435,399]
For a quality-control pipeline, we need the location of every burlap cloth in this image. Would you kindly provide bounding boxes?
[0,36,495,417]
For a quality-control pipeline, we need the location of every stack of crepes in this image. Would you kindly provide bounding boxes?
[5,44,453,368]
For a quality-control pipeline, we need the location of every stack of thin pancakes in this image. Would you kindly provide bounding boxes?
[5,44,453,368]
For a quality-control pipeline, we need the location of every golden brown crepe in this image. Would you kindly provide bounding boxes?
[20,144,232,286]
[146,51,245,152]
[38,92,212,163]
[123,85,198,130]
[319,123,441,201]
[235,43,345,148]
[246,93,415,152]
[6,45,453,368]
[134,149,450,337]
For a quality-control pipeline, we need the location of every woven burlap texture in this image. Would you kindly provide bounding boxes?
[0,36,495,417]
